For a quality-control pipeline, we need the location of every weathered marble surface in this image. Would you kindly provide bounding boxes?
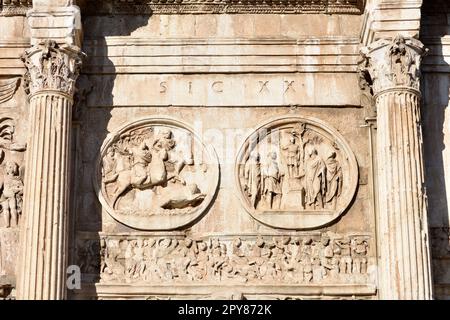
[0,0,448,300]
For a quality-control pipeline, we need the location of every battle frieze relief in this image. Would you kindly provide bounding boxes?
[236,116,358,230]
[94,233,374,286]
[94,117,219,231]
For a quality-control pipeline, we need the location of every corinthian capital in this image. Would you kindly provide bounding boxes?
[21,40,85,98]
[359,35,429,96]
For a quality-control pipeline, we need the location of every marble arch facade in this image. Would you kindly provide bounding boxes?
[0,0,449,300]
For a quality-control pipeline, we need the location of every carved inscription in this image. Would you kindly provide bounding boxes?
[157,80,298,96]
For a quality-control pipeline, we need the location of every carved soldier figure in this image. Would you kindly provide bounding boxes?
[284,238,302,283]
[247,237,266,280]
[312,256,325,282]
[324,151,343,209]
[262,151,282,209]
[155,238,177,281]
[193,241,209,281]
[351,237,368,274]
[1,161,23,228]
[269,237,288,281]
[153,128,176,152]
[281,130,302,178]
[130,137,154,185]
[244,151,261,209]
[209,239,226,280]
[230,238,249,273]
[300,237,313,283]
[102,147,117,182]
[131,239,146,280]
[143,239,158,281]
[173,238,197,281]
[152,128,183,182]
[336,238,352,274]
[124,240,137,280]
[318,235,334,271]
[101,239,125,282]
[304,147,326,209]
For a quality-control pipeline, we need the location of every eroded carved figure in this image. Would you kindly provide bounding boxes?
[0,118,26,229]
[238,119,354,216]
[0,161,23,228]
[243,151,261,209]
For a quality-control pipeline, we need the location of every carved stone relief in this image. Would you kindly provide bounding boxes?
[236,116,358,230]
[80,0,364,15]
[76,239,101,276]
[0,117,25,229]
[0,78,20,105]
[0,117,25,286]
[0,0,31,16]
[0,0,364,16]
[96,233,373,286]
[94,117,219,230]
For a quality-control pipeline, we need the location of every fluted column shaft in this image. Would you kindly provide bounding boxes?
[376,88,432,299]
[18,92,72,299]
[360,36,433,299]
[16,41,84,300]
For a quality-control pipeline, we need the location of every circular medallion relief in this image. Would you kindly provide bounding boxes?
[94,117,219,230]
[236,116,358,230]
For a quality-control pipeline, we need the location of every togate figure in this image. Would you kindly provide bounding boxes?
[236,116,358,230]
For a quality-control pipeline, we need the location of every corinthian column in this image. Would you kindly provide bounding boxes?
[16,40,84,300]
[360,35,433,300]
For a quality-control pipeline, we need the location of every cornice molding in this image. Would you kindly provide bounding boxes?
[359,1,423,46]
[0,0,31,16]
[85,0,364,15]
[0,0,365,16]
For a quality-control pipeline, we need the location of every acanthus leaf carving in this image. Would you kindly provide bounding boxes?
[359,35,429,96]
[21,40,85,97]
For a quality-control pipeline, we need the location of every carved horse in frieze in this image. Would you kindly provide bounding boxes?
[105,146,170,208]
